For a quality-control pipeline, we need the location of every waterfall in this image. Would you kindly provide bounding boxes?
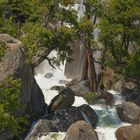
[34,51,71,104]
[77,0,85,20]
[80,110,92,126]
[40,133,65,140]
[33,51,131,140]
[91,90,130,140]
[64,42,86,79]
[64,1,86,79]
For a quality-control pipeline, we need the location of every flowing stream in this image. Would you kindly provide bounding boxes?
[34,51,130,140]
[32,2,131,140]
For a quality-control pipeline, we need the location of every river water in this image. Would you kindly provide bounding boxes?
[34,51,130,140]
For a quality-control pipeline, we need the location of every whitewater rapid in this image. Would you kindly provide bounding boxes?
[34,52,130,140]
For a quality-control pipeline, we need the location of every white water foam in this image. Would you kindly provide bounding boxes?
[96,122,131,140]
[34,52,131,140]
[39,132,66,140]
[34,51,71,104]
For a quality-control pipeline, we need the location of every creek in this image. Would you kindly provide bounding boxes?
[33,51,130,140]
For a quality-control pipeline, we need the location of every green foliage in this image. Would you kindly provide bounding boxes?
[0,0,33,37]
[84,92,97,104]
[98,0,140,77]
[83,0,102,17]
[0,43,7,60]
[0,77,27,137]
[124,54,140,80]
[21,22,48,62]
[20,0,78,63]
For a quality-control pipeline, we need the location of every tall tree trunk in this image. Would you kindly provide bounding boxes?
[81,50,88,80]
[87,50,97,91]
[81,49,97,91]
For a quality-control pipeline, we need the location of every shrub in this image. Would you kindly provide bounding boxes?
[0,77,28,137]
[84,92,97,104]
[124,54,140,80]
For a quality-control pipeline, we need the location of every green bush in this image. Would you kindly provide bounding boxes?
[84,92,97,104]
[124,54,140,80]
[0,77,27,137]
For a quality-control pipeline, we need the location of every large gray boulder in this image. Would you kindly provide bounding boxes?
[78,104,98,127]
[122,81,140,106]
[0,34,46,120]
[69,80,90,97]
[117,102,140,124]
[25,107,84,140]
[48,87,75,112]
[20,64,46,119]
[44,72,53,79]
[115,124,140,140]
[97,90,114,107]
[0,34,22,82]
[25,104,98,140]
[64,121,98,140]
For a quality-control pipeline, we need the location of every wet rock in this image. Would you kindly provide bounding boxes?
[116,102,140,124]
[46,107,84,131]
[112,79,123,93]
[123,81,137,92]
[48,87,75,112]
[50,85,65,91]
[64,121,98,140]
[59,80,68,84]
[25,119,56,140]
[97,90,114,107]
[44,72,53,79]
[20,64,46,121]
[25,107,85,140]
[69,80,90,97]
[122,81,140,106]
[78,104,98,127]
[115,124,140,140]
[135,95,140,107]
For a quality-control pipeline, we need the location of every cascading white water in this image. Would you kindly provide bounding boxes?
[34,51,130,140]
[33,2,131,140]
[34,51,71,104]
[64,0,86,80]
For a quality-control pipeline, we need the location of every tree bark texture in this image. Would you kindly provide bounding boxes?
[81,49,97,91]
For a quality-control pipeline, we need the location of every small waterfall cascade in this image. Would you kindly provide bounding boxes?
[77,0,85,20]
[34,51,71,104]
[91,90,130,140]
[64,0,86,79]
[80,110,92,126]
[64,42,86,79]
[34,51,130,140]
